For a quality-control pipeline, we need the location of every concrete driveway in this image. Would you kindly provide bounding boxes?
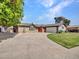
[0,32,79,59]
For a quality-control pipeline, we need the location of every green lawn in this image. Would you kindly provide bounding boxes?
[47,33,79,49]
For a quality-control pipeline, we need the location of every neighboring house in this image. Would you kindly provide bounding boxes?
[67,26,79,32]
[0,26,7,32]
[0,26,13,33]
[17,23,66,33]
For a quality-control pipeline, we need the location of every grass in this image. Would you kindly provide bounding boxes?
[47,33,79,49]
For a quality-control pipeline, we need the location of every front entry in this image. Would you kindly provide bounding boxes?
[38,27,42,32]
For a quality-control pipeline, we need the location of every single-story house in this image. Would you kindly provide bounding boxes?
[17,23,66,33]
[0,23,67,33]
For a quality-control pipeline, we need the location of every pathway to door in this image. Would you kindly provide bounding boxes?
[0,32,79,59]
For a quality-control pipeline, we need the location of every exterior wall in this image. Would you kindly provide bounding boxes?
[42,28,44,32]
[46,27,57,33]
[35,28,38,32]
[7,26,13,33]
[58,25,66,32]
[29,26,36,32]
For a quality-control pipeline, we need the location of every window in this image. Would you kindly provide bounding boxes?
[62,26,64,29]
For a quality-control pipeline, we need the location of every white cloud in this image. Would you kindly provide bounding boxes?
[48,0,74,17]
[40,0,54,8]
[36,0,74,23]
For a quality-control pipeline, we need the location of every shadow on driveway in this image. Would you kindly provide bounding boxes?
[0,32,17,43]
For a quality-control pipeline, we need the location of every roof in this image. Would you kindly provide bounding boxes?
[18,23,63,27]
[67,25,79,28]
[45,23,61,27]
[34,24,46,27]
[18,23,33,27]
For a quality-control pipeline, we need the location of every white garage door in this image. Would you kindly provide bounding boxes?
[46,27,57,33]
[18,27,29,33]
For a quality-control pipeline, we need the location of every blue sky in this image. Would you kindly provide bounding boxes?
[22,0,79,25]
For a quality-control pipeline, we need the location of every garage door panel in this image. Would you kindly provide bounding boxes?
[46,27,57,33]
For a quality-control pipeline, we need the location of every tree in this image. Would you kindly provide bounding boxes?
[0,0,24,26]
[63,19,70,26]
[54,16,70,26]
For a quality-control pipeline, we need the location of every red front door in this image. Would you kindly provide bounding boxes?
[38,27,42,32]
